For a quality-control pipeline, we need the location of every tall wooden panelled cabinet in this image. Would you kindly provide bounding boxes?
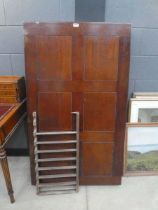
[24,22,131,185]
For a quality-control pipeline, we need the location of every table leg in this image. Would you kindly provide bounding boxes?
[0,146,15,203]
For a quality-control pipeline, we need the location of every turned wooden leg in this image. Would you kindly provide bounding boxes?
[0,146,15,203]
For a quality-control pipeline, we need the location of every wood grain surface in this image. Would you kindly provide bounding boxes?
[24,22,131,185]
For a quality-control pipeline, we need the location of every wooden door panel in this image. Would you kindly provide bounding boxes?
[81,142,113,176]
[83,92,116,131]
[24,23,131,185]
[38,92,72,131]
[36,36,72,80]
[84,36,119,80]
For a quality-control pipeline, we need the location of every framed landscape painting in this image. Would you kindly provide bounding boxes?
[124,123,158,176]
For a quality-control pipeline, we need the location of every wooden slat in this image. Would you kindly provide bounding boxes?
[36,131,77,135]
[39,186,76,191]
[35,157,76,162]
[38,173,76,179]
[36,140,77,144]
[37,166,76,171]
[38,181,76,187]
[36,149,76,154]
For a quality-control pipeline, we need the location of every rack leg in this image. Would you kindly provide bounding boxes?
[0,146,15,203]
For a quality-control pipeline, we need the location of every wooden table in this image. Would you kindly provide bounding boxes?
[0,100,26,203]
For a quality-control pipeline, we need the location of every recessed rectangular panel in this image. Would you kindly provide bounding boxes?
[38,92,72,131]
[84,36,119,80]
[36,36,72,80]
[84,93,116,131]
[81,143,113,176]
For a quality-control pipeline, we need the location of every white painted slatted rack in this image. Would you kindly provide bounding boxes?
[33,111,80,195]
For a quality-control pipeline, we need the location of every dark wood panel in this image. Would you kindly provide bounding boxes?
[25,36,37,184]
[38,92,72,131]
[113,36,131,176]
[81,142,113,176]
[84,36,119,80]
[36,36,72,80]
[83,92,116,131]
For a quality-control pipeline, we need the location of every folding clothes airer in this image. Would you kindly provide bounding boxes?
[33,111,80,195]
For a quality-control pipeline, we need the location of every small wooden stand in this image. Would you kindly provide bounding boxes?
[0,76,26,203]
[0,101,26,203]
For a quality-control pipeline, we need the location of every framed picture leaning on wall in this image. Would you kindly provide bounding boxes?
[129,99,158,123]
[124,123,158,176]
